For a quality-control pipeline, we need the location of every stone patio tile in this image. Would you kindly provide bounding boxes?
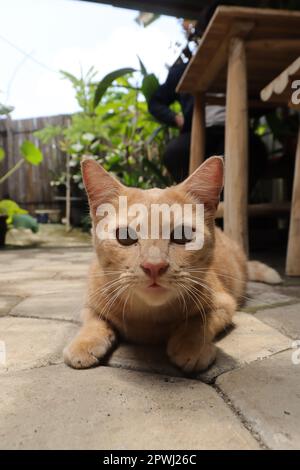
[108,312,291,383]
[255,303,300,340]
[243,283,296,313]
[30,262,79,272]
[109,344,181,377]
[274,285,300,299]
[0,364,259,450]
[0,296,23,316]
[216,350,300,449]
[0,317,77,374]
[0,252,20,264]
[30,249,92,261]
[1,270,57,283]
[200,312,291,382]
[54,266,90,280]
[9,292,83,322]
[3,278,86,297]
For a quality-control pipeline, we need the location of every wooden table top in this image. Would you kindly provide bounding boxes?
[177,6,300,99]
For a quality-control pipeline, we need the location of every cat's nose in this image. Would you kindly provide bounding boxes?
[140,261,169,280]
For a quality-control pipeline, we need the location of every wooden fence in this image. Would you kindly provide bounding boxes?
[0,114,71,213]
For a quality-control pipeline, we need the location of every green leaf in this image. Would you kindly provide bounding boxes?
[141,73,159,104]
[0,147,5,162]
[0,199,27,225]
[137,55,147,76]
[94,67,136,108]
[20,141,43,165]
[60,70,81,87]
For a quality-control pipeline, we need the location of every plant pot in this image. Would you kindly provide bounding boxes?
[0,214,8,247]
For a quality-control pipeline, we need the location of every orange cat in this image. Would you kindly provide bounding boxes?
[64,156,281,373]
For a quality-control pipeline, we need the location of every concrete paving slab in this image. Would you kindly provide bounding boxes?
[217,350,300,449]
[108,313,291,383]
[3,279,86,297]
[9,292,83,322]
[109,344,181,377]
[0,364,259,450]
[243,283,296,313]
[0,317,77,373]
[0,296,23,316]
[256,303,300,340]
[1,270,57,283]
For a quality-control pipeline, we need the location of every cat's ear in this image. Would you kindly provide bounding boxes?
[182,156,224,210]
[81,157,122,217]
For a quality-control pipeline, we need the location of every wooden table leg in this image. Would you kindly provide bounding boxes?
[189,92,205,174]
[286,127,300,276]
[224,37,249,255]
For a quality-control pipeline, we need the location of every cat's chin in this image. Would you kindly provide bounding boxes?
[135,284,173,306]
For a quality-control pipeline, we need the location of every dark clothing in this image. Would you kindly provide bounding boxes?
[164,127,267,194]
[148,61,267,191]
[164,127,225,184]
[148,62,194,133]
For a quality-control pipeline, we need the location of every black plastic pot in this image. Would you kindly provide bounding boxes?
[0,214,7,247]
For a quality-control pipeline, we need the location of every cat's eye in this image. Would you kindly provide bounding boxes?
[116,226,138,246]
[170,225,194,245]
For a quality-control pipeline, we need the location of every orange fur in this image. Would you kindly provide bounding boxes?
[64,157,250,373]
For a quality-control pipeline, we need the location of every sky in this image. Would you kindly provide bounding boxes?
[0,0,185,119]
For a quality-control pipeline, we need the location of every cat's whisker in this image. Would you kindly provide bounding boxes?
[122,289,132,332]
[182,269,256,304]
[101,284,129,321]
[173,281,189,325]
[176,281,207,345]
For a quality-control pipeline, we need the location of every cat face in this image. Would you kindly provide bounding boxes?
[82,156,223,307]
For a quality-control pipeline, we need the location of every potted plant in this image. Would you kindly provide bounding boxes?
[0,140,43,246]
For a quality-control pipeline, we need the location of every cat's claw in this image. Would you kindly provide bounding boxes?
[167,339,216,374]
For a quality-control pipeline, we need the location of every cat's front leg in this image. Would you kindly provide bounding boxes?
[167,316,216,374]
[63,312,116,369]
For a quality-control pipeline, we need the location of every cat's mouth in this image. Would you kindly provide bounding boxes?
[145,282,167,292]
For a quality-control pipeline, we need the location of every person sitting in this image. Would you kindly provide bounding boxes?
[148,2,267,192]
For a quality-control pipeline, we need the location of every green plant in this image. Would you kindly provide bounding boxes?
[0,106,44,234]
[0,140,43,185]
[253,109,299,158]
[0,199,28,225]
[36,63,177,196]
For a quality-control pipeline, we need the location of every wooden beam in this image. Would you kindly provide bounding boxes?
[286,127,300,276]
[216,201,291,219]
[246,39,300,54]
[189,93,205,174]
[224,37,249,255]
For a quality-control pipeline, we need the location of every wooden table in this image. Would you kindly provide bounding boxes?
[261,57,300,276]
[177,6,300,254]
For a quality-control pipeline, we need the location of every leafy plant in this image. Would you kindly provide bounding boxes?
[0,103,44,235]
[0,199,28,225]
[36,63,177,198]
[0,140,43,185]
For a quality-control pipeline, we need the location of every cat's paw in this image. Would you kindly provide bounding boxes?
[167,337,216,374]
[63,333,115,369]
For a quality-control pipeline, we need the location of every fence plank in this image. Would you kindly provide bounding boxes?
[0,114,70,213]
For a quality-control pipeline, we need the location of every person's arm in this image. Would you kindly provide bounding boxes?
[148,64,185,129]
